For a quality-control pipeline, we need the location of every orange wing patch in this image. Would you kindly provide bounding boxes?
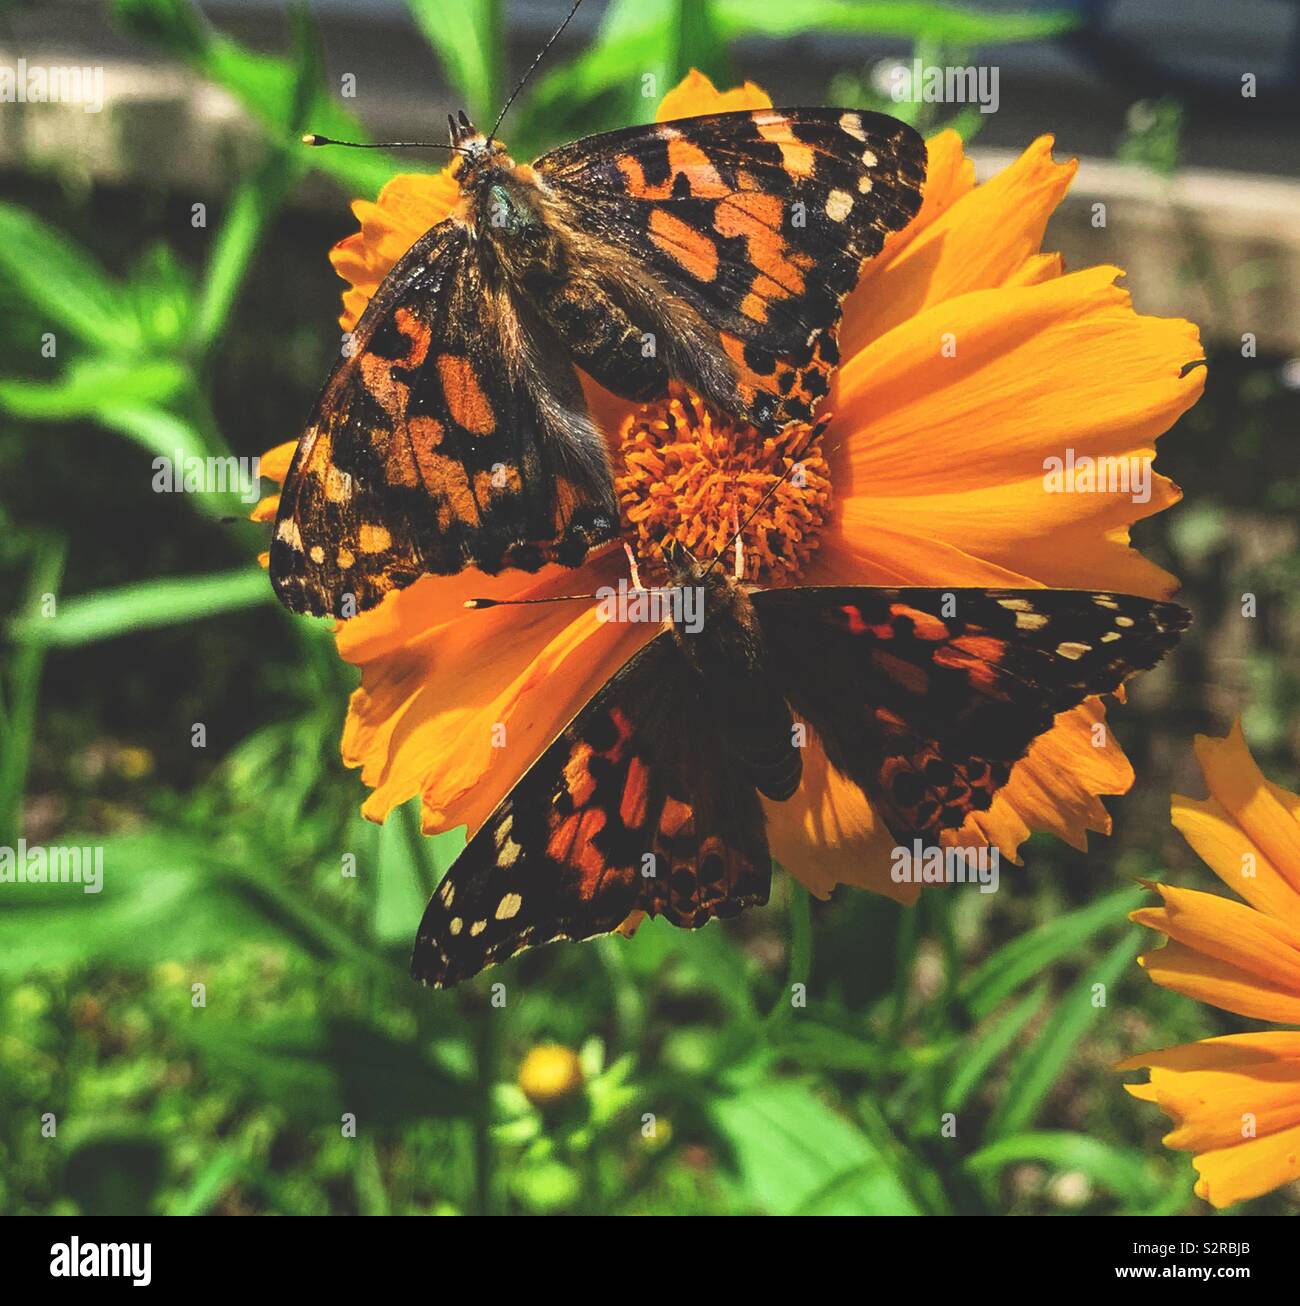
[436,353,496,435]
[649,208,719,282]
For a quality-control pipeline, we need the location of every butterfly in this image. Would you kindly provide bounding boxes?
[411,539,1190,987]
[269,105,926,616]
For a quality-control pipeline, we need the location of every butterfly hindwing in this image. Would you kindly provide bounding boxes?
[270,220,618,616]
[410,633,771,988]
[535,108,926,431]
[753,587,1190,844]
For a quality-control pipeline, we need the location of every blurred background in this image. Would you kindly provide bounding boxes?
[1,0,1297,1216]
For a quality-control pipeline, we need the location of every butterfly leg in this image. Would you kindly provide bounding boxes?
[623,541,646,593]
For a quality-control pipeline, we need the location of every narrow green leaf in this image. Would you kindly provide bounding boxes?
[7,569,272,647]
[0,536,66,845]
[0,359,191,423]
[713,0,1077,43]
[959,886,1144,1020]
[966,1129,1161,1200]
[0,204,139,354]
[405,0,498,125]
[984,928,1141,1140]
[943,982,1048,1114]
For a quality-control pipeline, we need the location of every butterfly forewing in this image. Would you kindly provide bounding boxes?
[535,108,926,432]
[753,587,1190,845]
[270,220,618,616]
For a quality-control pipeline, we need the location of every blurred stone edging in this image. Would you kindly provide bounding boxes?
[1,48,1298,353]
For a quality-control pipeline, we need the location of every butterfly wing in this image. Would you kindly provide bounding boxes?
[270,219,618,616]
[753,587,1190,845]
[533,108,925,432]
[410,632,770,988]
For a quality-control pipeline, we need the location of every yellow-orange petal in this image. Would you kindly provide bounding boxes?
[973,698,1134,857]
[763,729,913,903]
[249,493,279,524]
[1191,720,1300,900]
[655,69,771,122]
[1117,1033,1300,1206]
[1134,882,1300,988]
[830,265,1202,598]
[258,440,297,484]
[844,135,1075,357]
[1172,796,1300,927]
[337,550,653,837]
[1137,936,1300,1026]
[330,168,463,331]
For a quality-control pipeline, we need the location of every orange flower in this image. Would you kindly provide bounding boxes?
[1118,722,1300,1208]
[262,71,1203,904]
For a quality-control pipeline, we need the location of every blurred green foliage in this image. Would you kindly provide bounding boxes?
[0,0,1297,1217]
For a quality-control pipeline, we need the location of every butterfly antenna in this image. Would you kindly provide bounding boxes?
[301,134,469,154]
[705,423,835,579]
[464,592,598,610]
[487,0,584,143]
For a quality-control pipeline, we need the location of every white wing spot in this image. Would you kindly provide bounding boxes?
[496,892,523,921]
[1056,641,1090,660]
[1115,615,1135,628]
[438,879,455,907]
[1093,596,1119,610]
[275,517,303,550]
[1101,631,1121,643]
[498,838,522,868]
[470,920,487,937]
[1015,611,1049,631]
[857,175,874,194]
[997,598,1034,612]
[861,148,878,168]
[448,916,463,935]
[826,189,854,222]
[839,111,867,141]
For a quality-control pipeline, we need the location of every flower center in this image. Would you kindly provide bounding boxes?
[615,386,832,585]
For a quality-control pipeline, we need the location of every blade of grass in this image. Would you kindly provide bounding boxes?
[966,1129,1161,1203]
[942,981,1048,1115]
[0,535,67,845]
[983,927,1141,1141]
[7,569,272,647]
[958,885,1144,1020]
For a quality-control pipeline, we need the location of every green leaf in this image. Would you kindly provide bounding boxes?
[709,1079,922,1214]
[0,536,66,846]
[192,149,305,357]
[0,833,313,972]
[0,203,140,354]
[984,928,1141,1140]
[966,1129,1161,1201]
[371,800,437,948]
[7,568,272,647]
[405,0,500,126]
[958,886,1144,1020]
[942,982,1048,1114]
[713,0,1077,43]
[172,1013,475,1124]
[0,358,191,423]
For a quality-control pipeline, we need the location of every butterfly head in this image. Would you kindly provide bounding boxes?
[448,110,509,169]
